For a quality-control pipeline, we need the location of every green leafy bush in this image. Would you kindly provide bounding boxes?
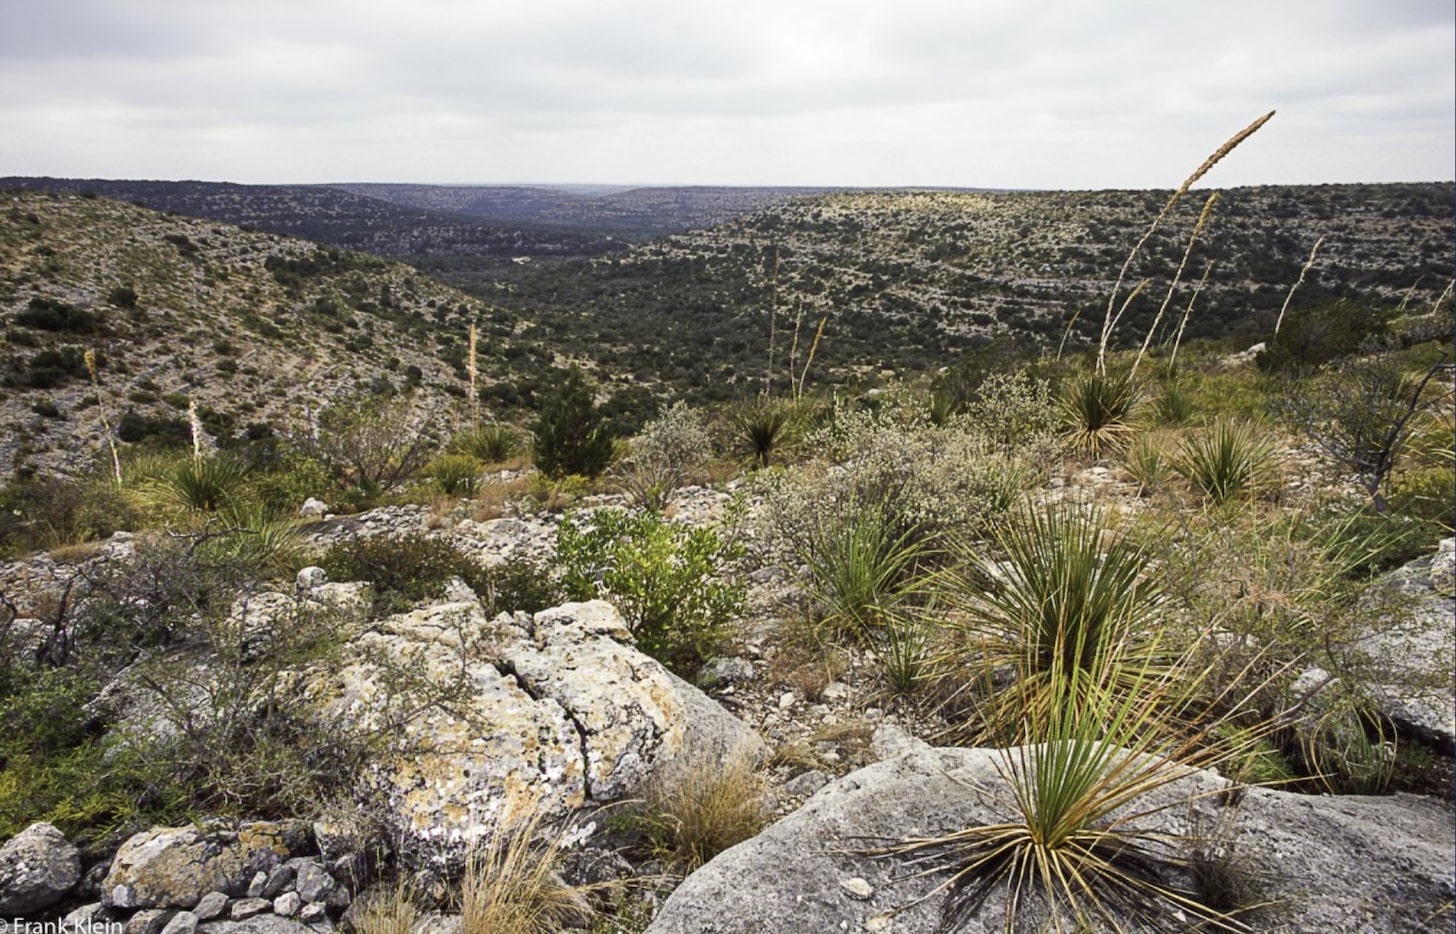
[319,532,490,615]
[556,509,744,672]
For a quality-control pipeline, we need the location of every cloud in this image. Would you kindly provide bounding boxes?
[0,0,1450,185]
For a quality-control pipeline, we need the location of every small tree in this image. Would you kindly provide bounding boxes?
[531,365,614,479]
[1280,352,1452,513]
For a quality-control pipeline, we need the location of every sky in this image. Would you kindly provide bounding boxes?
[1,0,1451,189]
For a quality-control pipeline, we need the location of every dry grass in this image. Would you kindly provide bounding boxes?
[350,881,422,934]
[460,809,594,934]
[641,752,769,871]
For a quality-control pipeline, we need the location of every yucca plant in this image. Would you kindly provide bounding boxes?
[875,605,934,696]
[453,423,523,465]
[166,454,250,514]
[204,502,306,576]
[800,500,940,642]
[731,397,800,468]
[429,452,483,497]
[1122,430,1178,496]
[1176,418,1274,505]
[1063,368,1140,457]
[939,503,1167,743]
[877,595,1282,932]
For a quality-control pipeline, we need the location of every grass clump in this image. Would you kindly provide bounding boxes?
[460,810,594,934]
[637,753,769,872]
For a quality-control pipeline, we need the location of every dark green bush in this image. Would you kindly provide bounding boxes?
[531,365,614,479]
[15,297,99,334]
[483,555,561,616]
[319,532,490,615]
[0,476,138,557]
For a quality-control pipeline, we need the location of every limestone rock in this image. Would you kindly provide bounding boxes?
[193,892,230,920]
[161,912,199,934]
[103,822,311,910]
[1354,541,1456,750]
[696,656,756,689]
[306,599,763,865]
[645,744,1455,934]
[0,821,82,915]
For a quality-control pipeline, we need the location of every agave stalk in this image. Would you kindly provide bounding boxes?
[1272,236,1324,337]
[1167,261,1215,371]
[797,314,828,403]
[468,321,480,431]
[1132,192,1221,378]
[85,348,123,486]
[1097,111,1275,373]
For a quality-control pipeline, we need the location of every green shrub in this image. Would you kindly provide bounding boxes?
[531,366,614,479]
[15,297,99,334]
[0,476,138,556]
[482,556,561,617]
[319,532,490,615]
[556,509,744,673]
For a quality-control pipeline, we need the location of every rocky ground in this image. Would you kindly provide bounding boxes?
[0,453,1452,933]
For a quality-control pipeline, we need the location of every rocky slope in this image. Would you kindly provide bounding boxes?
[0,190,534,477]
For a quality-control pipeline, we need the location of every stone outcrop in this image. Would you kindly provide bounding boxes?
[0,822,82,914]
[303,599,764,864]
[103,822,312,910]
[646,737,1456,934]
[1354,537,1456,750]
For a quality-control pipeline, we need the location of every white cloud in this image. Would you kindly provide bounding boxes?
[0,0,1450,185]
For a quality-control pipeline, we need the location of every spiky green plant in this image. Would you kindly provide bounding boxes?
[800,500,940,641]
[731,397,800,468]
[1063,368,1140,457]
[878,601,1280,933]
[430,452,483,497]
[941,503,1166,742]
[453,423,523,464]
[166,454,250,514]
[1176,418,1274,505]
[875,606,933,696]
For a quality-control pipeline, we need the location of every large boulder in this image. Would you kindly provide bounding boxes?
[1354,537,1456,750]
[0,822,82,915]
[646,740,1455,933]
[103,821,312,910]
[304,599,764,865]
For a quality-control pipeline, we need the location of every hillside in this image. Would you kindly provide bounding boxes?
[439,182,1453,403]
[332,182,847,237]
[0,177,619,259]
[0,190,543,478]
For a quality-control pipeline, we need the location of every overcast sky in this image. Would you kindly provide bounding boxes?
[1,0,1451,189]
